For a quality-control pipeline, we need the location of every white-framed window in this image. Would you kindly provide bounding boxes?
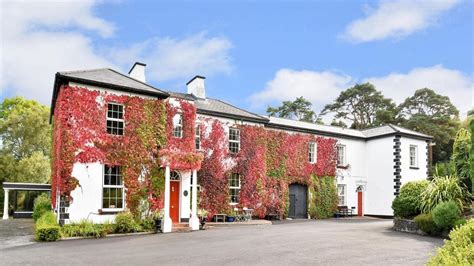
[103,165,124,210]
[337,184,346,206]
[229,173,241,204]
[172,113,183,138]
[229,128,240,153]
[337,145,346,166]
[309,142,317,164]
[195,124,201,150]
[106,103,124,135]
[410,145,418,168]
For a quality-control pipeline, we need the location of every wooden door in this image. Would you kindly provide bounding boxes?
[357,191,363,216]
[289,183,307,218]
[170,181,180,222]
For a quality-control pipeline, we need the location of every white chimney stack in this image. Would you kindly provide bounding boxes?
[186,75,206,98]
[128,62,146,82]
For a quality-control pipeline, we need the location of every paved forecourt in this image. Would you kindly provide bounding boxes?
[0,219,443,265]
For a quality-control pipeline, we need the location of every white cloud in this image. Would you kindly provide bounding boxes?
[109,32,233,82]
[251,65,472,119]
[1,0,116,105]
[365,65,473,116]
[250,69,353,113]
[342,0,459,43]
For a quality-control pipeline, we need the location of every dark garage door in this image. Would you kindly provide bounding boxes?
[289,183,307,218]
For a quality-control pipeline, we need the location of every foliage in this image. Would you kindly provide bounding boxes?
[391,180,429,218]
[321,83,397,129]
[139,217,156,232]
[267,96,317,123]
[310,175,338,219]
[51,86,182,217]
[471,119,474,193]
[414,213,441,235]
[398,88,459,162]
[32,193,51,222]
[114,211,141,233]
[432,201,461,230]
[433,161,456,177]
[453,218,467,228]
[452,128,472,192]
[0,97,51,205]
[61,220,108,238]
[428,219,474,265]
[421,176,467,213]
[35,211,60,242]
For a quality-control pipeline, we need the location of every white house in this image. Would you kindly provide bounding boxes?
[46,62,432,231]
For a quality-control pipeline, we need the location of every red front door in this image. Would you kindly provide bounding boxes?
[357,191,363,216]
[170,181,180,222]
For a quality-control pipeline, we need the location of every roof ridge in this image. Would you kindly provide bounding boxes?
[59,68,110,74]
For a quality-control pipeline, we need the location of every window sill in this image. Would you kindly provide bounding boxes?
[99,208,124,214]
[409,167,419,170]
[229,203,238,206]
[337,165,349,169]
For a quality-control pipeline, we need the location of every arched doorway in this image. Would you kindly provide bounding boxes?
[170,171,180,222]
[288,183,308,218]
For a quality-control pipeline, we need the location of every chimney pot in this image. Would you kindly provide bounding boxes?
[186,75,206,98]
[128,62,146,82]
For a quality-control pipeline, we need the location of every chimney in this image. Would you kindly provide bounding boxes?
[186,75,206,98]
[128,62,146,82]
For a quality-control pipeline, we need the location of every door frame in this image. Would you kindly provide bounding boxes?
[169,171,181,223]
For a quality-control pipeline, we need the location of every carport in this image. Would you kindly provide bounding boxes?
[2,182,51,219]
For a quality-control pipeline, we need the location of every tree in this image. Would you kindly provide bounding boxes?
[398,88,459,163]
[267,96,318,123]
[451,128,471,192]
[320,83,397,129]
[0,97,51,184]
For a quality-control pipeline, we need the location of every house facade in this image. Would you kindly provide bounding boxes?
[50,62,432,232]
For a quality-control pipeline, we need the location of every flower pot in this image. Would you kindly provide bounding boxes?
[155,218,162,233]
[226,216,235,222]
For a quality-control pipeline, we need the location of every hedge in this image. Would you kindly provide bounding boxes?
[35,211,60,242]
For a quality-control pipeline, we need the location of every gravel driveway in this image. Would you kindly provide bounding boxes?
[0,218,443,265]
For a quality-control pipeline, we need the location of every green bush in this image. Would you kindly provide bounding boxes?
[309,176,338,219]
[392,180,429,218]
[32,193,51,222]
[61,220,107,238]
[140,217,156,232]
[114,211,141,233]
[421,176,467,213]
[428,219,474,265]
[35,211,60,242]
[453,218,467,228]
[432,201,461,230]
[414,213,441,235]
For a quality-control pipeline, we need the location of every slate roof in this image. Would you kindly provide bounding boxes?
[57,68,168,97]
[169,92,268,122]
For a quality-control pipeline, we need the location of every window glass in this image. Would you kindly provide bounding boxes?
[103,165,124,209]
[309,142,317,163]
[337,145,346,166]
[229,173,241,204]
[229,128,240,153]
[337,185,346,206]
[106,103,124,135]
[172,114,183,138]
[410,145,418,167]
[195,125,201,150]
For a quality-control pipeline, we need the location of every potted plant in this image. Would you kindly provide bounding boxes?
[226,209,237,222]
[198,209,208,229]
[153,210,164,233]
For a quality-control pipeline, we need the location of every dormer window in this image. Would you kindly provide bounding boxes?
[106,103,124,135]
[173,113,183,138]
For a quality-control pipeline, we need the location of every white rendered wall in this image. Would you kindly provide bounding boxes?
[365,137,396,216]
[400,137,428,185]
[68,162,116,223]
[335,138,367,214]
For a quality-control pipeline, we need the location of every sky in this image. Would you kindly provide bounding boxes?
[1,0,473,119]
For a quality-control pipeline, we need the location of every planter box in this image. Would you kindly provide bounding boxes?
[393,217,426,235]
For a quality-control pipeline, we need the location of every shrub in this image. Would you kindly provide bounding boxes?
[61,220,107,238]
[35,211,60,242]
[414,213,441,235]
[452,128,472,192]
[432,201,461,230]
[392,180,429,218]
[453,218,467,228]
[310,176,338,219]
[140,217,156,232]
[428,219,474,265]
[114,211,141,233]
[32,193,51,222]
[421,176,467,213]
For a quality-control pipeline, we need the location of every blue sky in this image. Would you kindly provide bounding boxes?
[1,0,472,117]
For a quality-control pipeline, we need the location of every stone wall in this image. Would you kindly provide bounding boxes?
[392,217,426,235]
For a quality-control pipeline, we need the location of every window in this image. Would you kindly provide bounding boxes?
[229,173,241,204]
[229,128,240,153]
[195,125,201,150]
[172,114,183,138]
[337,185,346,206]
[337,145,346,166]
[106,103,124,135]
[103,165,124,210]
[410,145,418,168]
[309,142,317,164]
[170,171,180,181]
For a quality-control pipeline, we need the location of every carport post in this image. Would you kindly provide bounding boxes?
[2,188,8,220]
